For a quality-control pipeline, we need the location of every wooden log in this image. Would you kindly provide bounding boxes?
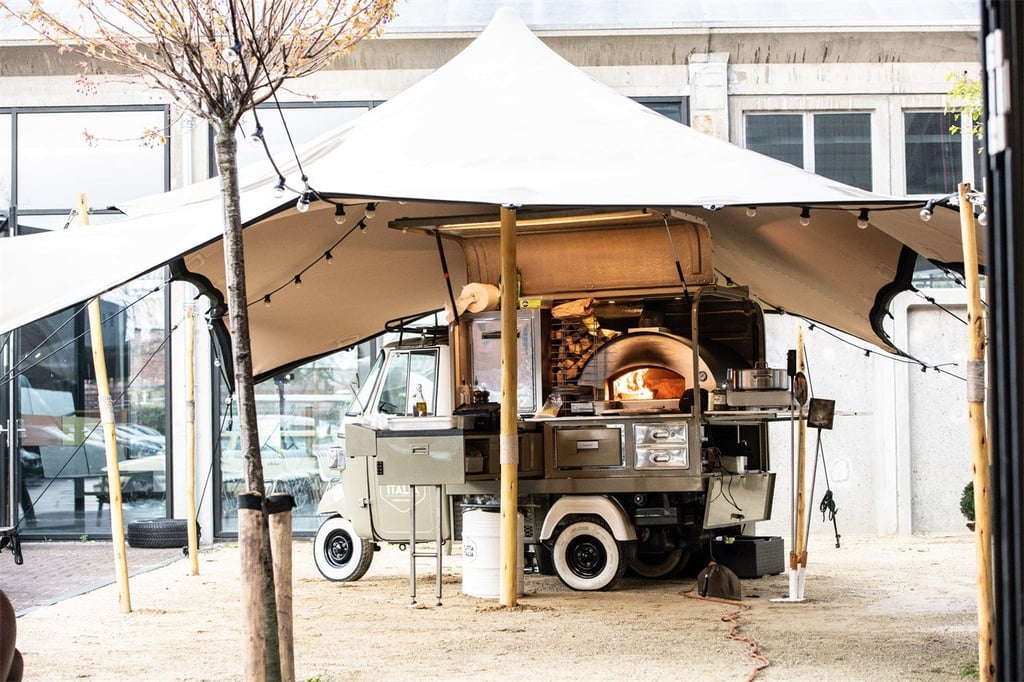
[267,494,295,682]
[80,194,131,614]
[238,492,266,682]
[185,305,199,576]
[499,206,520,607]
[959,182,994,681]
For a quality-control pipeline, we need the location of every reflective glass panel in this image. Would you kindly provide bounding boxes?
[230,105,370,170]
[813,113,872,190]
[745,114,803,168]
[15,268,169,536]
[0,113,11,207]
[219,347,363,534]
[17,110,166,209]
[904,111,962,195]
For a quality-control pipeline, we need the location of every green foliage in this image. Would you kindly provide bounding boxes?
[960,481,975,522]
[945,71,984,143]
[958,660,978,678]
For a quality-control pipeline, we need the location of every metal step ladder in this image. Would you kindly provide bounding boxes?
[407,484,444,607]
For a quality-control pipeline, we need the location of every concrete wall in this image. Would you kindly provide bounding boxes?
[758,287,974,543]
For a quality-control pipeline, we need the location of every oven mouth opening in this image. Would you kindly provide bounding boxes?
[608,367,686,402]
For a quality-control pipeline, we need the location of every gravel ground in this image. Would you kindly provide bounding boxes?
[3,533,978,681]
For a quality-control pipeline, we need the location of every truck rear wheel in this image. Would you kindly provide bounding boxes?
[551,521,629,591]
[313,516,374,582]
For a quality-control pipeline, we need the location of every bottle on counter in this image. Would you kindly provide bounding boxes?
[472,379,490,404]
[413,384,428,416]
[458,377,472,407]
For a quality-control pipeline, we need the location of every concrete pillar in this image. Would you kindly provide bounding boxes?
[688,53,730,140]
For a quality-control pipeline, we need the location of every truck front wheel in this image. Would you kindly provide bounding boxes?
[552,521,630,591]
[313,516,374,582]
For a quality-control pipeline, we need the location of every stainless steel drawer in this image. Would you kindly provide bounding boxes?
[552,426,623,469]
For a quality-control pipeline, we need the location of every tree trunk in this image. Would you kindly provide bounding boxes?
[213,128,282,681]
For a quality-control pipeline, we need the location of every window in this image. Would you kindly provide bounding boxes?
[633,97,688,124]
[17,109,168,210]
[745,112,873,190]
[904,111,982,195]
[213,103,371,176]
[3,107,171,539]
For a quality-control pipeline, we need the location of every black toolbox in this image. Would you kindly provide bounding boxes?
[711,535,785,578]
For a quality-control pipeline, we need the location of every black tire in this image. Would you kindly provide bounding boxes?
[629,548,688,579]
[551,520,630,591]
[126,518,197,549]
[313,516,374,582]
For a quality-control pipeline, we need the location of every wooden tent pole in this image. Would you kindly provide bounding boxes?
[185,304,199,575]
[795,323,808,569]
[959,182,994,680]
[499,205,519,607]
[79,194,131,613]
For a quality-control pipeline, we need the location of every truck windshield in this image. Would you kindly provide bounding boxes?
[345,352,384,417]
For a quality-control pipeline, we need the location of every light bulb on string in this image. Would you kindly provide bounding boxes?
[221,42,241,64]
[273,176,286,198]
[294,275,303,289]
[799,207,811,227]
[364,202,377,219]
[745,206,757,217]
[358,219,367,234]
[977,210,988,226]
[324,250,334,264]
[334,204,347,225]
[857,208,870,229]
[296,192,311,213]
[248,124,264,148]
[263,294,272,307]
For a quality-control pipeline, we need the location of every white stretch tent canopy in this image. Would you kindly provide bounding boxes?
[0,8,976,378]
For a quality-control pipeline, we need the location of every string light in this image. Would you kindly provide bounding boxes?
[324,249,334,264]
[799,207,811,227]
[296,191,311,213]
[919,206,933,222]
[221,41,241,64]
[746,207,757,217]
[358,218,367,234]
[857,208,870,229]
[365,202,377,219]
[977,210,987,226]
[273,176,286,198]
[248,124,264,147]
[334,204,347,225]
[263,295,272,307]
[294,275,302,289]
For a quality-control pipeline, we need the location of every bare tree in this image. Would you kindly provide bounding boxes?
[3,1,396,678]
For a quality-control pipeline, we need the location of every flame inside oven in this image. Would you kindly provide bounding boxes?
[610,367,686,401]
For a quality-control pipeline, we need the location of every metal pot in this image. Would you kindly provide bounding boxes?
[729,362,789,391]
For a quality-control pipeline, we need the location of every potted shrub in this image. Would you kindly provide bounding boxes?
[961,481,975,531]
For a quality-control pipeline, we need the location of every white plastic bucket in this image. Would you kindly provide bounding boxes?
[462,508,524,598]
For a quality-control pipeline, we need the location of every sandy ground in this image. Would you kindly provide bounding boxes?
[11,534,977,681]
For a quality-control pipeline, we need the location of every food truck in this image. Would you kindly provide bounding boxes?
[313,215,791,591]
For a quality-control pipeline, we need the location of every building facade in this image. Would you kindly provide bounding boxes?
[0,1,982,543]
